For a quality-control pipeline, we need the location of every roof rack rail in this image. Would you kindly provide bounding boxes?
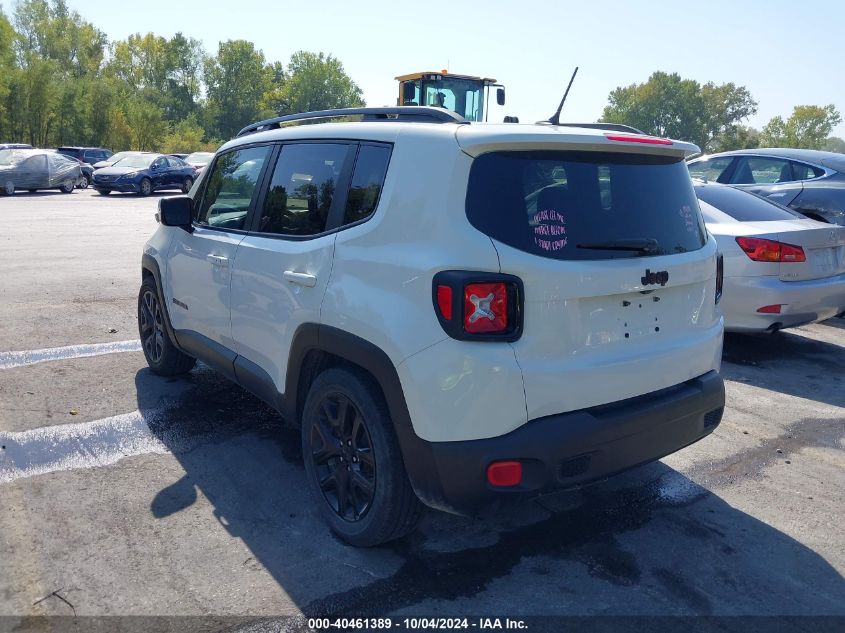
[237,106,467,137]
[555,122,646,134]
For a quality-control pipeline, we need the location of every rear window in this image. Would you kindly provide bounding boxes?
[466,151,706,260]
[695,185,802,222]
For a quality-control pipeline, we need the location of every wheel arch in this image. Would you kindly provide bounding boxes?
[286,324,447,510]
[141,254,180,348]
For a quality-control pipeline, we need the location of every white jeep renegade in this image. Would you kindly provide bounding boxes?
[139,107,725,546]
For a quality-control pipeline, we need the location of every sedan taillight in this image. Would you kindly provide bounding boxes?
[735,237,806,263]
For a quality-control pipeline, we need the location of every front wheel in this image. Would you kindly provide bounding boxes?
[181,177,193,194]
[3,181,14,196]
[301,367,424,547]
[137,277,196,376]
[60,179,74,193]
[139,177,152,197]
[78,174,90,189]
[96,188,111,196]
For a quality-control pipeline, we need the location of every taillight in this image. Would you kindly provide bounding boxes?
[715,252,723,304]
[464,282,508,334]
[735,237,806,263]
[432,271,523,341]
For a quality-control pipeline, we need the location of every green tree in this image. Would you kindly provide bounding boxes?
[760,105,842,149]
[159,115,206,153]
[204,40,272,139]
[0,8,18,139]
[822,136,845,154]
[126,99,166,150]
[270,51,365,115]
[600,71,757,151]
[712,125,761,152]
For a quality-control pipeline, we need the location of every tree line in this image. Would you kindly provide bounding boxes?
[0,0,365,152]
[600,71,843,153]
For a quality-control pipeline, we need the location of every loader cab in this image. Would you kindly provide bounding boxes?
[397,71,505,122]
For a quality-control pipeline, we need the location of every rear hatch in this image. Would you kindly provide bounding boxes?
[460,127,722,420]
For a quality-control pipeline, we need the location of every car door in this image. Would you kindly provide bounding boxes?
[164,145,273,371]
[229,142,356,399]
[728,155,803,207]
[148,157,168,190]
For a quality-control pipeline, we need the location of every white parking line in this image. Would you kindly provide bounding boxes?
[0,339,142,370]
[0,410,169,483]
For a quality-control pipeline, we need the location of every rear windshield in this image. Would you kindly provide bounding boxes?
[466,151,707,260]
[694,184,802,222]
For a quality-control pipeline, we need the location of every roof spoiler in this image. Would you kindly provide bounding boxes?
[237,106,468,137]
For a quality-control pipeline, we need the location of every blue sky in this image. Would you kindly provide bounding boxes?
[61,0,845,136]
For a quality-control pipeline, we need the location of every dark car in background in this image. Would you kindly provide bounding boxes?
[92,152,196,196]
[0,149,81,195]
[687,148,845,226]
[57,146,113,166]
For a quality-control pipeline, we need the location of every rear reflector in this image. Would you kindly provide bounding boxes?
[605,133,672,145]
[464,282,508,334]
[736,236,806,263]
[436,285,453,320]
[757,304,783,314]
[487,461,522,487]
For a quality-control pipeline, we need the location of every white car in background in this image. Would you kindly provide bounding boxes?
[695,180,845,332]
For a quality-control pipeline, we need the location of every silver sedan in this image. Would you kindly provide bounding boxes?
[696,181,845,332]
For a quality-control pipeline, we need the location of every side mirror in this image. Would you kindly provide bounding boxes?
[496,88,506,106]
[402,82,416,103]
[159,196,193,230]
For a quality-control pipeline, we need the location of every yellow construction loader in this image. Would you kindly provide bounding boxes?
[395,71,506,122]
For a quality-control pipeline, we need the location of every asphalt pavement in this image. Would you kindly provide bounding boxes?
[0,189,843,628]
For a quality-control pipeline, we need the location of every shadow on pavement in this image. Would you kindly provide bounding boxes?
[722,329,845,408]
[135,367,845,617]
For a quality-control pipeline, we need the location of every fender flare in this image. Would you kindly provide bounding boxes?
[286,324,448,510]
[141,254,181,349]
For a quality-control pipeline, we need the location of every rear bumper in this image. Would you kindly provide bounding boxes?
[722,273,845,332]
[402,370,725,515]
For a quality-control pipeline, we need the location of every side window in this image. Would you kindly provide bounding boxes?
[687,157,734,183]
[257,143,349,236]
[196,146,270,230]
[730,157,792,184]
[344,145,391,225]
[151,157,167,170]
[791,161,824,180]
[167,157,184,168]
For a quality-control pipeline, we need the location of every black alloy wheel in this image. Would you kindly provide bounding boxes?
[308,392,376,522]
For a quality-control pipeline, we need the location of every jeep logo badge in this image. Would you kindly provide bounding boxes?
[641,269,669,287]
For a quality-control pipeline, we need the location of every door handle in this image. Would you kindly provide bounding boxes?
[207,254,229,268]
[283,271,317,287]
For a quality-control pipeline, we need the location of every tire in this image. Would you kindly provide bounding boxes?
[181,177,193,194]
[78,175,90,189]
[3,181,13,196]
[139,177,152,196]
[137,277,196,376]
[301,367,424,547]
[96,188,111,196]
[60,179,74,193]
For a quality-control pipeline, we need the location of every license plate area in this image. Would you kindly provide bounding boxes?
[579,290,671,346]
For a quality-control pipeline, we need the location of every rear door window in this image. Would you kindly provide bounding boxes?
[791,161,824,180]
[729,157,793,184]
[695,185,803,222]
[256,143,351,236]
[466,151,707,260]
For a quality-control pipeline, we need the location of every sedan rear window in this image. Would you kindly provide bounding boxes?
[695,184,802,222]
[466,151,706,260]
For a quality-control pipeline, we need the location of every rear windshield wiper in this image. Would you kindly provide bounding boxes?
[576,238,659,254]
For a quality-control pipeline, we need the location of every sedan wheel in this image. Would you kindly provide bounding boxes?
[60,179,74,193]
[3,181,14,196]
[78,175,90,189]
[139,178,152,197]
[181,177,193,194]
